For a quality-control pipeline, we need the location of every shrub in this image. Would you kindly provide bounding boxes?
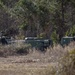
[15,44,31,55]
[0,45,16,57]
[57,49,75,75]
[0,42,31,57]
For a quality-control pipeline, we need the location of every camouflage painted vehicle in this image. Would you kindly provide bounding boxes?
[61,36,75,46]
[0,36,12,45]
[25,37,53,51]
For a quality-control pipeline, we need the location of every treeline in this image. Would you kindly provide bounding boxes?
[0,0,75,42]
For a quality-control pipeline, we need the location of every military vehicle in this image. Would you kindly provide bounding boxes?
[0,35,53,51]
[0,36,12,45]
[61,36,75,46]
[25,37,53,51]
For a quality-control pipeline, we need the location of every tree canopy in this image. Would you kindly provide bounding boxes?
[0,0,75,42]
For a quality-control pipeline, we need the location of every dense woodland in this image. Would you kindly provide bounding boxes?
[0,0,75,43]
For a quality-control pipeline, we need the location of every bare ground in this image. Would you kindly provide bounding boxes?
[0,55,57,75]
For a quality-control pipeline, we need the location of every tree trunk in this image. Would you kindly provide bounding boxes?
[59,0,65,41]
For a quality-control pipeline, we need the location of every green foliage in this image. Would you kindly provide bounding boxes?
[66,25,75,36]
[20,23,28,30]
[39,33,45,38]
[51,31,59,43]
[0,0,4,8]
[69,49,75,55]
[0,0,75,40]
[0,0,18,7]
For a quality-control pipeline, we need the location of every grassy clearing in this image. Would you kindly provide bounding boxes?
[0,42,75,75]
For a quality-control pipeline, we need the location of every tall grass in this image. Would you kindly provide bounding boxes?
[29,42,75,75]
[0,42,31,57]
[0,42,75,75]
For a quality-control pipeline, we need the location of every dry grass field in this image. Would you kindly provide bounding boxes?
[0,42,75,75]
[0,54,56,75]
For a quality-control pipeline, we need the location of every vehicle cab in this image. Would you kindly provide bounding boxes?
[61,36,74,45]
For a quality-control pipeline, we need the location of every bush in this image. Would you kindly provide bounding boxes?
[57,49,75,75]
[0,42,31,57]
[51,31,59,44]
[15,44,31,55]
[0,45,16,57]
